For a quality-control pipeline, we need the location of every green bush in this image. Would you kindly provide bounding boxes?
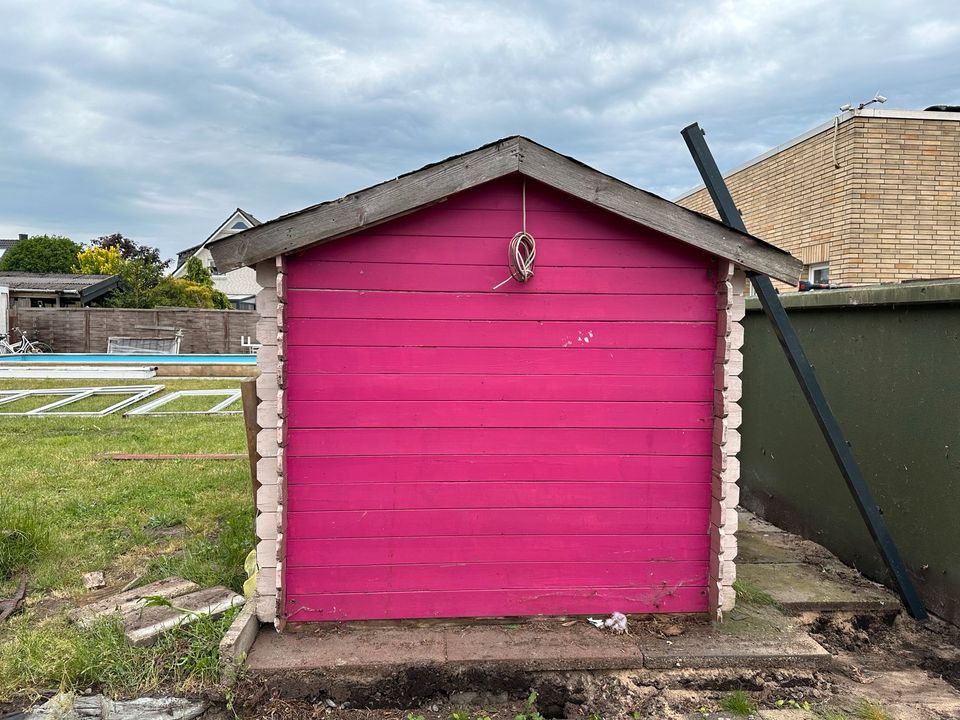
[0,235,81,273]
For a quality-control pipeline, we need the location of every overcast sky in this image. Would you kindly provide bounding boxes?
[1,0,958,261]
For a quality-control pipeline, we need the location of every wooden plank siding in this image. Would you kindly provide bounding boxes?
[279,175,722,622]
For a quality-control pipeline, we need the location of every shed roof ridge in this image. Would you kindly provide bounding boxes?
[207,136,801,284]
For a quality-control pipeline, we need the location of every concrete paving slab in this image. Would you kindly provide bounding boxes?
[737,562,894,613]
[737,531,798,564]
[642,625,831,670]
[442,624,642,671]
[220,603,260,682]
[246,624,447,672]
[737,531,834,565]
[246,612,831,687]
[756,710,817,719]
[68,576,199,628]
[125,586,244,646]
[739,510,788,534]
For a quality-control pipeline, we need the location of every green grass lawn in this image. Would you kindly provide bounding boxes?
[0,377,254,701]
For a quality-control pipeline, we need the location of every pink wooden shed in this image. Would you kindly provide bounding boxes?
[208,137,801,628]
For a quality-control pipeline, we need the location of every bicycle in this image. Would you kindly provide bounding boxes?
[0,327,53,354]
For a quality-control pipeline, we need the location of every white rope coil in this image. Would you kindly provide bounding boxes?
[493,181,536,290]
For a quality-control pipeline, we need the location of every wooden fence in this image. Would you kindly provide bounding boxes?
[9,307,258,354]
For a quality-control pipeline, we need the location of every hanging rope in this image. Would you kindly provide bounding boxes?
[493,181,537,290]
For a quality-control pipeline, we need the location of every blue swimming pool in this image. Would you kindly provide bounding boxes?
[0,353,257,364]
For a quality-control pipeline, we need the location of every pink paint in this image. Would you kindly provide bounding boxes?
[294,235,706,267]
[286,480,711,510]
[286,290,715,321]
[286,319,717,349]
[283,174,718,620]
[286,400,713,429]
[285,454,713,484]
[286,587,708,622]
[284,561,708,595]
[286,428,712,456]
[285,347,713,375]
[286,374,715,402]
[287,263,713,295]
[285,508,710,539]
[286,534,709,567]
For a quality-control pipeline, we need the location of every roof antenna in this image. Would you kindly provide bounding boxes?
[834,93,887,168]
[839,92,887,112]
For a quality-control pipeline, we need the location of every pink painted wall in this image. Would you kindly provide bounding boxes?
[283,174,719,622]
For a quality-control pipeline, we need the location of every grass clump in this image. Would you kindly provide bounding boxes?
[145,510,253,593]
[732,578,779,608]
[0,499,50,579]
[719,689,756,717]
[0,378,250,594]
[0,608,239,699]
[852,701,894,720]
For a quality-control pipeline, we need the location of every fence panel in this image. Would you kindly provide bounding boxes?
[8,307,258,355]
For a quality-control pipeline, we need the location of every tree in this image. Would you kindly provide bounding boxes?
[92,233,169,269]
[184,256,213,287]
[73,246,124,275]
[150,277,231,309]
[107,259,166,309]
[0,235,81,273]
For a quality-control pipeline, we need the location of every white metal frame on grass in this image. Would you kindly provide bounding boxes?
[0,365,158,380]
[124,389,242,416]
[0,385,165,416]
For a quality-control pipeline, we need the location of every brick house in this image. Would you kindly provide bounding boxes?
[677,107,960,287]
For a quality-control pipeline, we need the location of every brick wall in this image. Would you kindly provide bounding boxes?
[679,114,960,287]
[8,307,258,354]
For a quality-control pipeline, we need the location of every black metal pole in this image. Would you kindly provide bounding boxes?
[681,122,927,621]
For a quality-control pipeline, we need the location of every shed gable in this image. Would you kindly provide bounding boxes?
[281,175,719,621]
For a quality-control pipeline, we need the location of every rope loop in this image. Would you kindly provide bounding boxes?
[492,180,537,290]
[508,230,536,282]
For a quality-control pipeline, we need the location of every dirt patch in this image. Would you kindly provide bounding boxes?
[234,667,839,719]
[806,610,960,694]
[808,610,900,654]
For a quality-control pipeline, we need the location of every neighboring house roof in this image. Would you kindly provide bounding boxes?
[675,106,960,202]
[173,208,261,276]
[207,136,802,284]
[0,235,27,255]
[0,272,120,303]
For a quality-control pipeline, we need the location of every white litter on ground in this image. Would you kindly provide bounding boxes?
[587,612,629,635]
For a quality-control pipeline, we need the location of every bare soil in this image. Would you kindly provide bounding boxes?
[228,610,960,719]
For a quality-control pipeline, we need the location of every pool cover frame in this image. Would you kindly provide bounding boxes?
[0,385,164,416]
[124,389,242,416]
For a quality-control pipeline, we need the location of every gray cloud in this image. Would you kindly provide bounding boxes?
[1,0,958,259]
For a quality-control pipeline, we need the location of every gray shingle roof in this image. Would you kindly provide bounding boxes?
[0,272,120,302]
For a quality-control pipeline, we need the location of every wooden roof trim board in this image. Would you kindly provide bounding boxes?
[208,136,802,284]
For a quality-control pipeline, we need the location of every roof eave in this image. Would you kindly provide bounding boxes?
[208,136,523,273]
[79,275,121,303]
[209,135,801,284]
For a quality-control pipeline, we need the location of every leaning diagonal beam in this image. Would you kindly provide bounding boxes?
[680,122,927,621]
